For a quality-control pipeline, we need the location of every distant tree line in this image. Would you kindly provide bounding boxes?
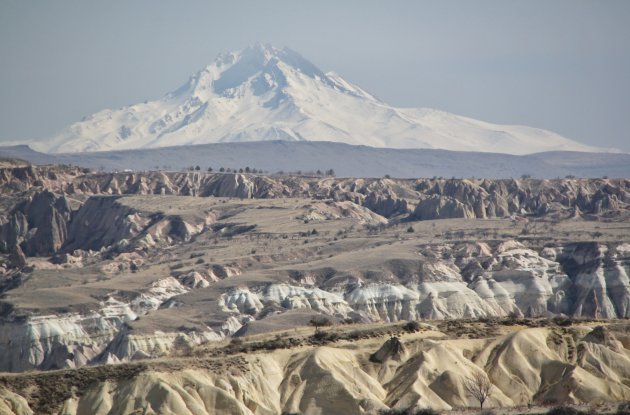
[186,165,266,174]
[274,168,335,177]
[184,166,336,177]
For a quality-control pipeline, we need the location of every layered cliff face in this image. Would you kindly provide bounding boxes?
[549,242,630,318]
[2,324,630,415]
[218,241,630,326]
[0,273,241,372]
[0,302,134,372]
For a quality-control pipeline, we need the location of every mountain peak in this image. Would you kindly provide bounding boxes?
[175,43,330,102]
[214,44,327,80]
[34,45,601,155]
[215,43,282,67]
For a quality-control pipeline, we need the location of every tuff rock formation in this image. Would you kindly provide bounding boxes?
[2,166,628,223]
[0,164,628,376]
[0,190,71,256]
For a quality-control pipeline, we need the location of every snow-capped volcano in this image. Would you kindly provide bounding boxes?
[37,43,598,154]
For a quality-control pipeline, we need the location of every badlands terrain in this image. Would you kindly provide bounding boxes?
[0,161,629,414]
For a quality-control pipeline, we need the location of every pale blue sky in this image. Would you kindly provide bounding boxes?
[1,0,629,151]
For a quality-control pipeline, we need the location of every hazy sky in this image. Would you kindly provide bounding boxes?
[1,0,629,151]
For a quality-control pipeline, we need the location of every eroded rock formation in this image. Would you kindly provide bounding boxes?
[0,190,71,256]
[0,165,628,376]
[2,325,630,414]
[2,166,628,222]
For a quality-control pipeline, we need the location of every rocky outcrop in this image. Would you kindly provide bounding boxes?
[62,196,213,253]
[582,325,623,352]
[0,164,88,195]
[62,196,145,252]
[370,336,405,363]
[411,195,475,220]
[22,191,71,256]
[0,302,135,372]
[216,241,629,326]
[96,326,222,364]
[197,173,245,197]
[549,242,630,318]
[299,200,387,224]
[0,275,229,372]
[2,166,628,224]
[363,192,408,218]
[70,173,630,220]
[0,190,71,256]
[0,388,31,415]
[219,284,353,317]
[7,245,27,269]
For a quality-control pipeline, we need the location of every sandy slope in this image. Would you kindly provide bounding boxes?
[2,324,630,414]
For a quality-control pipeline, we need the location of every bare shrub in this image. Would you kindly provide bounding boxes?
[464,372,492,409]
[546,406,584,415]
[402,321,421,333]
[309,316,332,331]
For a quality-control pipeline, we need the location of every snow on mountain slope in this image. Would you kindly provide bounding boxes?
[36,44,599,155]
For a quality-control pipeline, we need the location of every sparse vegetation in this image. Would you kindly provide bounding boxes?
[617,402,630,415]
[310,329,340,343]
[379,408,438,415]
[402,320,421,333]
[0,363,147,414]
[464,372,492,409]
[546,406,586,415]
[552,315,574,327]
[309,316,333,331]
